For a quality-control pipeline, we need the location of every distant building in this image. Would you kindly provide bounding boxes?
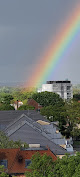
[28,98,42,111]
[11,100,23,110]
[38,80,73,100]
[0,110,67,155]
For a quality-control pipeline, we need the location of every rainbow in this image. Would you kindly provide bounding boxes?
[26,5,80,89]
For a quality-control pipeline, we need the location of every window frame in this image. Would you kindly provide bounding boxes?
[25,159,31,168]
[0,160,8,168]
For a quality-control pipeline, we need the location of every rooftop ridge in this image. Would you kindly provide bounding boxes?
[6,120,42,136]
[4,113,28,131]
[5,116,43,136]
[4,120,67,154]
[5,116,66,146]
[6,120,27,136]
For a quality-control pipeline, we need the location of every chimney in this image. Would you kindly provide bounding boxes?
[17,100,18,110]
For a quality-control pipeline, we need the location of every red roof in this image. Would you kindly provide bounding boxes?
[0,148,57,174]
[28,99,42,110]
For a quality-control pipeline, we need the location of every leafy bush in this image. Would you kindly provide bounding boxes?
[18,104,34,110]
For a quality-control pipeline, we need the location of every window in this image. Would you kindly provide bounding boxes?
[67,86,70,90]
[67,92,71,97]
[0,160,7,168]
[25,160,31,168]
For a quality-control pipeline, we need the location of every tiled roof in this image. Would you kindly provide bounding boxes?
[0,148,57,174]
[0,110,49,130]
[0,110,67,155]
[3,116,66,155]
[0,110,49,127]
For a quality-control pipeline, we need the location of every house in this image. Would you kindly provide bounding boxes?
[0,110,70,156]
[0,110,49,130]
[38,80,73,100]
[27,98,42,111]
[11,100,23,110]
[0,147,57,176]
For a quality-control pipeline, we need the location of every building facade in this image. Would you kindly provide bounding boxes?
[38,80,73,100]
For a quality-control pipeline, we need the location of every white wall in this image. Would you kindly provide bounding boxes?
[42,84,53,92]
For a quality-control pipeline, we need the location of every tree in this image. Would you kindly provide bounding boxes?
[71,128,80,140]
[64,101,80,138]
[12,88,36,102]
[73,94,80,101]
[0,94,14,110]
[25,152,55,177]
[2,95,13,104]
[18,104,34,110]
[53,152,80,177]
[72,163,80,177]
[0,165,8,177]
[25,152,80,177]
[65,101,80,123]
[40,105,67,122]
[32,92,64,107]
[0,104,14,111]
[40,100,80,139]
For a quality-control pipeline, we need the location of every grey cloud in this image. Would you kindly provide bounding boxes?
[0,0,79,85]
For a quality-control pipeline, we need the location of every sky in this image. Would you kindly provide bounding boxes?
[0,0,80,86]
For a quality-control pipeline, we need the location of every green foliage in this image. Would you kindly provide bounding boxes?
[18,104,34,110]
[0,104,14,111]
[73,94,80,101]
[0,93,14,110]
[25,152,54,177]
[41,105,67,122]
[72,163,80,177]
[1,87,80,139]
[2,95,13,104]
[32,91,64,107]
[63,101,80,138]
[0,87,36,110]
[59,101,80,138]
[25,152,80,177]
[0,86,36,103]
[0,165,8,177]
[41,99,80,138]
[53,152,80,177]
[73,84,80,94]
[0,131,28,148]
[66,101,80,122]
[71,128,80,140]
[12,88,36,102]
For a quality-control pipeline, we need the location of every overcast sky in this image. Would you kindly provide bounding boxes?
[0,0,80,86]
